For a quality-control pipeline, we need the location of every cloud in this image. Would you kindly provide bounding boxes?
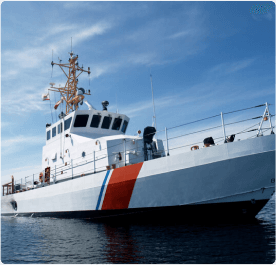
[208,58,256,76]
[63,2,106,11]
[168,30,193,39]
[120,93,198,118]
[264,11,274,21]
[126,52,157,66]
[2,22,111,75]
[2,135,44,148]
[1,22,112,115]
[1,122,11,128]
[251,9,275,21]
[227,59,256,73]
[75,23,109,40]
[1,84,51,114]
[39,25,79,41]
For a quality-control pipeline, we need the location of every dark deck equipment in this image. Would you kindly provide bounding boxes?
[204,137,215,145]
[143,126,156,161]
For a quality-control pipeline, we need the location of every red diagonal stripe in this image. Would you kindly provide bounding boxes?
[101,162,143,210]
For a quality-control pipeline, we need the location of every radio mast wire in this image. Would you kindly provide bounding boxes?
[51,50,53,78]
[54,89,57,122]
[116,93,119,114]
[150,69,157,137]
[49,92,54,124]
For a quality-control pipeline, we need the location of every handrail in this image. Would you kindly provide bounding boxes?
[7,103,274,194]
[35,114,276,178]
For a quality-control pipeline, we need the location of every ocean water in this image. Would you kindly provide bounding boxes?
[1,197,275,264]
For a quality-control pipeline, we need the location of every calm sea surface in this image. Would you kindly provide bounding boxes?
[1,196,275,264]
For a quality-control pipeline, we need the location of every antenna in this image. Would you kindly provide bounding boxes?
[71,37,72,54]
[150,69,157,137]
[116,93,119,114]
[88,67,91,86]
[51,50,53,78]
[49,92,54,124]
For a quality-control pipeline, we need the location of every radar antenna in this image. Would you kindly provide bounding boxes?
[48,49,91,115]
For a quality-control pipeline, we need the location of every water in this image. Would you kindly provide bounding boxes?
[1,197,275,264]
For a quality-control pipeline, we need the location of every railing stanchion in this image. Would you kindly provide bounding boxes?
[257,104,268,136]
[33,174,34,189]
[165,127,170,156]
[124,139,126,166]
[71,159,73,179]
[221,112,226,143]
[266,102,274,134]
[93,151,96,173]
[54,165,56,184]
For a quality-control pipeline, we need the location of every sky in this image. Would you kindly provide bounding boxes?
[1,1,275,184]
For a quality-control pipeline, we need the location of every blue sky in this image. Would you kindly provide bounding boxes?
[1,1,275,184]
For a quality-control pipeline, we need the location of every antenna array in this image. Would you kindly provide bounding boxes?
[49,51,91,115]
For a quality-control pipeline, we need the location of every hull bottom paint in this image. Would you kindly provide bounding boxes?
[2,199,269,222]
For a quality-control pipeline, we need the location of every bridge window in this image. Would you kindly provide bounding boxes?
[47,130,51,140]
[58,123,63,134]
[90,114,102,128]
[121,120,128,133]
[52,127,56,137]
[101,116,112,129]
[112,118,122,130]
[64,117,72,131]
[74,114,89,127]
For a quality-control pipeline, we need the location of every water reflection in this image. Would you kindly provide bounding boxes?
[101,224,142,263]
[1,198,275,263]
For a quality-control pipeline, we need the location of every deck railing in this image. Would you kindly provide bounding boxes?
[6,102,275,194]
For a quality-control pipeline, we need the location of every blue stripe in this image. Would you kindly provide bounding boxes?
[96,170,110,210]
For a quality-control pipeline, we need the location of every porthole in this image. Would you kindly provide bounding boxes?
[11,201,17,211]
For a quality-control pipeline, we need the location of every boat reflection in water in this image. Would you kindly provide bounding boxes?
[1,197,275,263]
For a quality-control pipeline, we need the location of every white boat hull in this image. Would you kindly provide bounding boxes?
[2,135,275,220]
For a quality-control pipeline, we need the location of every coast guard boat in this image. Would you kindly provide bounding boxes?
[2,51,275,221]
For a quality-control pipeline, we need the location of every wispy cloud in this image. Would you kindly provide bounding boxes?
[208,58,256,76]
[63,2,107,11]
[1,122,11,128]
[120,93,198,118]
[1,84,51,114]
[75,23,109,40]
[2,21,112,115]
[2,135,44,148]
[251,9,275,21]
[126,52,157,66]
[2,22,111,72]
[168,30,193,39]
[37,24,79,43]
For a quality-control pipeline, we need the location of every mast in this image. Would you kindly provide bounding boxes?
[48,51,91,115]
[150,72,157,132]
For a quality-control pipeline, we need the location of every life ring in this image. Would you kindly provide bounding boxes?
[191,145,199,151]
[39,172,44,182]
